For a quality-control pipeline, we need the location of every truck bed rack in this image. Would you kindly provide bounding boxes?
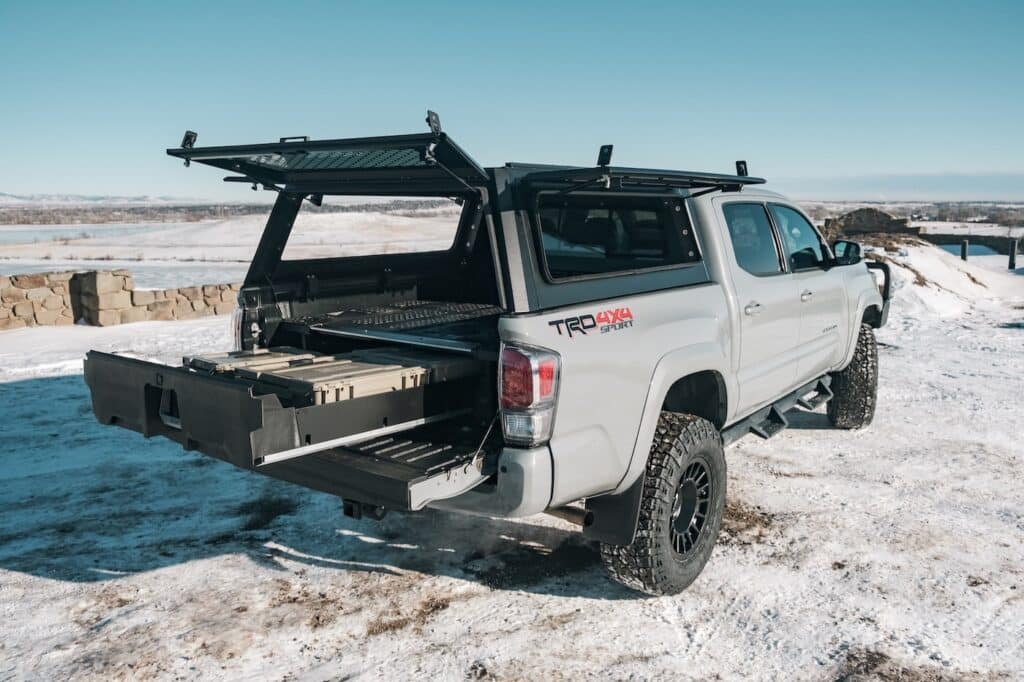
[304,300,503,355]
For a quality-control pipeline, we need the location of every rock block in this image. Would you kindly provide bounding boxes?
[214,301,235,315]
[1,287,27,302]
[85,290,132,310]
[192,300,208,312]
[35,307,61,325]
[13,301,34,318]
[80,271,123,295]
[132,290,156,306]
[26,287,51,301]
[96,310,121,326]
[12,274,47,289]
[148,305,174,321]
[43,295,64,310]
[174,303,196,319]
[0,317,27,330]
[120,307,149,324]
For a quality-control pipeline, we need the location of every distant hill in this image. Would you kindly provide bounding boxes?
[0,192,208,207]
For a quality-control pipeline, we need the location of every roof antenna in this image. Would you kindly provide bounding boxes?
[735,160,748,177]
[426,110,442,135]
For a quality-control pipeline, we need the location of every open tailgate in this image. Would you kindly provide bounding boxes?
[83,349,492,510]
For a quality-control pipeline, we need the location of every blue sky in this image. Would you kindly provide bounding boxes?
[2,1,1022,201]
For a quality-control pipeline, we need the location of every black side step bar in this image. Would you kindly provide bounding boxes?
[722,376,832,446]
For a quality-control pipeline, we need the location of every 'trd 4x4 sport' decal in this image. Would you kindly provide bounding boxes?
[549,307,634,338]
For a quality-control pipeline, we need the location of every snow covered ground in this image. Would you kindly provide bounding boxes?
[0,244,1021,680]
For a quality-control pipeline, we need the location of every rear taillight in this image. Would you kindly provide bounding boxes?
[499,345,560,446]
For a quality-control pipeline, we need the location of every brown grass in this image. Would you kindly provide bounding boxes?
[365,593,453,637]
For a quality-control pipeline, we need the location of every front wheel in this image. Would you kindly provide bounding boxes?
[827,323,878,429]
[600,412,726,596]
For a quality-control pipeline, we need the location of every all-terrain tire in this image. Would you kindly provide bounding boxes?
[827,323,878,429]
[600,412,726,596]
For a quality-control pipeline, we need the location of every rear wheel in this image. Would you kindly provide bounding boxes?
[600,412,726,596]
[827,323,878,429]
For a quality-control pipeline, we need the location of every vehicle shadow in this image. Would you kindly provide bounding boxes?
[0,375,637,600]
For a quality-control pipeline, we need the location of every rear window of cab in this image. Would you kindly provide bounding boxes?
[535,194,701,282]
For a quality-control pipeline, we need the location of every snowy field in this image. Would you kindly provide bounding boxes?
[0,206,459,288]
[0,244,1022,680]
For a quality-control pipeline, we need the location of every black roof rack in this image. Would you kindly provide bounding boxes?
[522,165,766,193]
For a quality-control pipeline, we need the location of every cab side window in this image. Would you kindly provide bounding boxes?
[769,204,826,270]
[722,203,783,276]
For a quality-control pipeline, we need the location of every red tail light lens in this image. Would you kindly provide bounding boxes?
[537,359,556,399]
[499,344,561,446]
[500,348,533,409]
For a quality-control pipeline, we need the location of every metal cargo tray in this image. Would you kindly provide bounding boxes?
[85,347,485,473]
[185,346,482,406]
[263,434,492,510]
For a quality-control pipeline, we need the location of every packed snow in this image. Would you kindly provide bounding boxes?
[0,243,1021,680]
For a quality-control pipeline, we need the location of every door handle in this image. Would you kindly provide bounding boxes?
[800,290,814,302]
[744,301,763,316]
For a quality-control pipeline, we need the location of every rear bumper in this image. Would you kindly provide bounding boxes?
[428,445,553,517]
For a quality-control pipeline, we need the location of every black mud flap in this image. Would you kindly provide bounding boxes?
[83,351,490,509]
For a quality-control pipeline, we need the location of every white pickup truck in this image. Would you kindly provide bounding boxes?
[84,114,890,595]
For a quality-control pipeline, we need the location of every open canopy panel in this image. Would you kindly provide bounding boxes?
[168,133,488,196]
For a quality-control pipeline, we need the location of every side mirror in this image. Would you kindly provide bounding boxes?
[832,239,862,266]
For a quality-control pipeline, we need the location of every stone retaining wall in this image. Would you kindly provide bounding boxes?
[0,269,241,330]
[77,270,240,326]
[0,272,76,330]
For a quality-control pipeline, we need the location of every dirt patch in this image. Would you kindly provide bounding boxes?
[832,647,987,681]
[71,587,136,630]
[719,500,773,546]
[860,233,929,252]
[269,576,372,629]
[538,611,578,630]
[867,253,931,287]
[365,593,453,636]
[235,494,298,531]
[466,539,599,590]
[963,270,988,288]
